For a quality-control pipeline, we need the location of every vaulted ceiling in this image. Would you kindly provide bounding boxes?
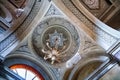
[0,0,120,80]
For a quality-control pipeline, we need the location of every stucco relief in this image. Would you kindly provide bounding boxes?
[41,30,67,64]
[31,17,80,65]
[0,0,42,55]
[9,0,26,8]
[62,0,117,49]
[80,0,110,18]
[82,0,100,10]
[45,3,63,16]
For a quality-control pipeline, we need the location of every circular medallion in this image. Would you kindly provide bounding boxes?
[30,17,80,65]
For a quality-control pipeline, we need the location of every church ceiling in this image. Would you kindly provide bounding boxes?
[0,0,43,55]
[0,0,120,80]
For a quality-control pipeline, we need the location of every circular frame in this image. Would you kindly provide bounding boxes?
[29,17,80,65]
[63,50,109,80]
[10,64,44,80]
[3,54,56,80]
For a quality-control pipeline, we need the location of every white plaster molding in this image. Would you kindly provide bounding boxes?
[66,52,81,68]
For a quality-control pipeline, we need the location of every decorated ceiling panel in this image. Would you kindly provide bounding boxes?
[30,17,80,65]
[0,0,120,80]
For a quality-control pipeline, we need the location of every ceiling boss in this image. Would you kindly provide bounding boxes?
[42,30,67,64]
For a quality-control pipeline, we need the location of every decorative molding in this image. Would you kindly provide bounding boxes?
[66,52,81,68]
[82,0,100,10]
[15,42,32,54]
[9,0,26,8]
[83,40,96,51]
[62,0,118,49]
[30,17,80,65]
[0,0,36,41]
[45,3,63,17]
[80,0,110,18]
[0,34,17,52]
[0,0,42,54]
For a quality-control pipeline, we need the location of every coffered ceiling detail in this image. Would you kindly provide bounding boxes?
[9,0,26,8]
[62,0,119,50]
[82,0,100,10]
